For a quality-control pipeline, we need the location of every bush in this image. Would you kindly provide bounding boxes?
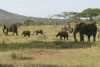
[11,52,17,59]
[53,41,63,45]
[15,22,22,26]
[10,52,33,60]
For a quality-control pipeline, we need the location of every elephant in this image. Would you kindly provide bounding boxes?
[56,31,68,40]
[72,21,100,42]
[69,23,75,33]
[33,29,43,35]
[22,30,30,37]
[62,26,66,30]
[62,24,71,32]
[2,24,18,36]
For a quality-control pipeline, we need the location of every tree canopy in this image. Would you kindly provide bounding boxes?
[75,8,100,21]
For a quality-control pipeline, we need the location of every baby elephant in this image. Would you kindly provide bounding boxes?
[22,30,30,37]
[56,31,68,40]
[33,29,43,35]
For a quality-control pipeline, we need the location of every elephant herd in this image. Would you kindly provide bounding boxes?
[2,24,43,37]
[2,21,100,42]
[60,21,100,42]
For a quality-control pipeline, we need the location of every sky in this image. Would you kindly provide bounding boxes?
[0,0,100,18]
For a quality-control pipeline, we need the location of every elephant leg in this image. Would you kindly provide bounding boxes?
[88,35,90,42]
[93,34,96,42]
[41,32,42,34]
[74,34,77,42]
[28,35,30,37]
[80,34,83,42]
[6,32,8,35]
[5,30,8,35]
[82,36,84,42]
[67,36,68,40]
[60,36,62,40]
[36,33,38,35]
[16,31,18,35]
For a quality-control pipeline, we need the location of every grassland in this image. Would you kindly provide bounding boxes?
[0,24,100,67]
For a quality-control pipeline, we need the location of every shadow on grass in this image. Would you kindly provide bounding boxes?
[72,65,88,67]
[25,64,66,67]
[25,64,89,67]
[0,41,96,51]
[0,64,14,67]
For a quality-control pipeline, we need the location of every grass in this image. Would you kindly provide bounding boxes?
[10,52,33,60]
[0,25,100,67]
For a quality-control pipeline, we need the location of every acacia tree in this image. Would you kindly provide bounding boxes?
[61,12,69,24]
[53,14,62,26]
[60,12,79,24]
[48,15,54,25]
[75,8,100,21]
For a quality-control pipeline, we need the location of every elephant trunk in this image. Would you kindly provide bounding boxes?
[2,24,6,34]
[73,29,77,42]
[56,34,58,37]
[2,29,5,34]
[22,33,23,36]
[62,27,63,30]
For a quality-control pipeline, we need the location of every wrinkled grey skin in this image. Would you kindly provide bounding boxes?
[56,31,68,40]
[34,29,43,35]
[72,21,100,42]
[22,30,30,37]
[2,24,18,36]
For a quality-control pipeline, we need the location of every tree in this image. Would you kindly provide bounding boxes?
[47,15,54,25]
[15,22,22,26]
[75,8,100,21]
[53,14,62,26]
[23,20,33,26]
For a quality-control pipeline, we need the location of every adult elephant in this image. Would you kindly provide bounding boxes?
[2,24,18,36]
[62,24,71,31]
[72,21,100,42]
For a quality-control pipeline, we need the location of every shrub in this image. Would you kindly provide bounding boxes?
[10,52,33,60]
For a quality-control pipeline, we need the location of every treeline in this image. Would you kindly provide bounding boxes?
[0,20,67,26]
[0,18,99,26]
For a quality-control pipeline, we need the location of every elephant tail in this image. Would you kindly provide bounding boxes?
[97,28,100,38]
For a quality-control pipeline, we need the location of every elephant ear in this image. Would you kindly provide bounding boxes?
[76,22,86,32]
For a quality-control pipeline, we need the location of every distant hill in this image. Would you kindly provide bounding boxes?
[0,9,65,23]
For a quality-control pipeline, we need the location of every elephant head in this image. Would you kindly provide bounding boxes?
[62,26,66,31]
[2,24,6,34]
[73,22,86,42]
[22,31,25,36]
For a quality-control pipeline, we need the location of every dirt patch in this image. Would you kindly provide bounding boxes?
[17,49,63,57]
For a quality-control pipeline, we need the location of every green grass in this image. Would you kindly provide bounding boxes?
[10,52,33,60]
[0,25,100,67]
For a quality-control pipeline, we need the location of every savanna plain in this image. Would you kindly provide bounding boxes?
[0,24,100,67]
